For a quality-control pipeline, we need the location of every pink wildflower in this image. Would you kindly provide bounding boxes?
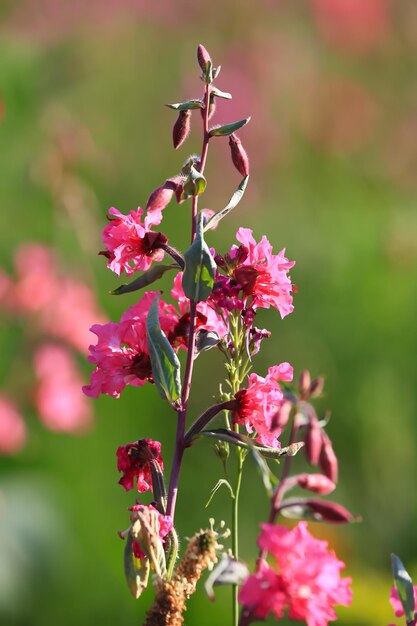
[239,522,352,626]
[100,207,167,276]
[231,228,295,318]
[128,503,173,560]
[116,439,163,492]
[0,395,27,455]
[83,291,178,398]
[233,363,293,448]
[34,344,93,433]
[389,585,417,618]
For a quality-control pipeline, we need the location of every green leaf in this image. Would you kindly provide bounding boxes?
[248,446,276,495]
[205,60,213,84]
[204,176,249,232]
[111,264,177,295]
[211,86,232,100]
[205,479,234,508]
[146,296,182,404]
[209,117,251,137]
[391,554,415,623]
[182,214,216,302]
[166,99,204,111]
[181,165,207,201]
[123,533,150,599]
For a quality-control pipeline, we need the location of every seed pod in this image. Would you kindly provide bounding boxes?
[303,415,322,466]
[197,44,212,73]
[173,110,191,149]
[319,433,338,483]
[296,473,336,495]
[228,133,250,177]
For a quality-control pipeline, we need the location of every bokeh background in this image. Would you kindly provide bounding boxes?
[0,1,416,624]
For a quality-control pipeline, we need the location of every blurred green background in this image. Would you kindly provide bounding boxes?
[0,1,416,624]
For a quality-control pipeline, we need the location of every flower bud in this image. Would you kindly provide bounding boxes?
[319,434,338,483]
[298,370,311,397]
[296,473,336,495]
[228,134,250,177]
[173,110,191,149]
[309,376,325,398]
[303,499,357,524]
[146,184,175,213]
[303,416,322,466]
[271,399,292,430]
[197,44,212,73]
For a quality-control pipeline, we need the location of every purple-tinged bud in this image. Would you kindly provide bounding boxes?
[296,473,336,495]
[228,134,250,177]
[302,499,358,524]
[271,400,292,430]
[201,94,216,121]
[146,185,174,213]
[197,44,212,73]
[319,433,338,483]
[303,416,322,466]
[173,110,191,149]
[298,370,311,398]
[309,376,325,398]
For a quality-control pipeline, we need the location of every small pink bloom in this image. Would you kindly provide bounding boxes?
[231,228,295,318]
[100,207,167,276]
[34,344,93,433]
[83,291,178,398]
[239,522,352,626]
[389,585,417,618]
[0,395,27,455]
[116,439,163,492]
[128,503,173,559]
[233,364,293,448]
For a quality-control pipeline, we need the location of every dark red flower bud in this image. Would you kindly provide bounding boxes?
[298,370,311,397]
[197,44,212,73]
[309,376,325,398]
[228,134,250,177]
[296,473,336,495]
[234,265,258,295]
[173,110,191,149]
[303,499,357,524]
[304,416,322,466]
[319,433,338,483]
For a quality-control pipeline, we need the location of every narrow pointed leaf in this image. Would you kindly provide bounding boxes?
[204,176,249,232]
[146,296,182,403]
[197,428,299,459]
[248,445,277,495]
[205,60,213,84]
[391,554,415,623]
[111,264,177,295]
[123,533,150,599]
[205,479,234,508]
[211,86,232,100]
[166,99,204,111]
[182,214,216,302]
[209,117,251,137]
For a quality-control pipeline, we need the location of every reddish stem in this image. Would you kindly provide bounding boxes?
[166,82,212,520]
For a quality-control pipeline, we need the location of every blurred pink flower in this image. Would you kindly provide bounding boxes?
[0,395,27,455]
[239,521,352,625]
[100,207,167,276]
[389,585,417,618]
[116,438,163,492]
[233,363,293,448]
[34,343,93,433]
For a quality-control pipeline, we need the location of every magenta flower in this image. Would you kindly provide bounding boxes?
[233,363,293,448]
[83,291,178,398]
[117,438,163,492]
[100,207,168,276]
[231,228,295,317]
[128,503,173,559]
[389,585,417,618]
[0,395,27,455]
[239,522,352,626]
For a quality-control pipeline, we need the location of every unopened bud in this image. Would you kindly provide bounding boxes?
[296,473,336,495]
[298,370,311,397]
[228,134,250,177]
[271,400,292,430]
[197,44,212,73]
[309,376,325,398]
[146,184,175,213]
[304,416,322,466]
[173,110,191,149]
[303,499,358,524]
[319,434,338,483]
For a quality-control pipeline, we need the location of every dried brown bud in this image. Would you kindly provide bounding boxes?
[228,133,250,177]
[298,370,311,397]
[303,416,322,466]
[309,376,325,398]
[197,44,212,73]
[296,473,336,495]
[319,434,338,483]
[173,110,191,149]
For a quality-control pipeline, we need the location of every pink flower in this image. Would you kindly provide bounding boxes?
[389,585,417,618]
[231,228,295,318]
[239,522,352,626]
[100,207,168,276]
[128,503,173,559]
[83,291,178,398]
[233,363,293,448]
[0,395,27,455]
[34,344,93,433]
[116,439,163,492]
